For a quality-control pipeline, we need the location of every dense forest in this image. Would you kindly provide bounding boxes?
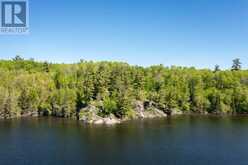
[0,56,248,120]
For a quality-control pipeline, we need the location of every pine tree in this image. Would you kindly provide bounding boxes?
[232,58,242,71]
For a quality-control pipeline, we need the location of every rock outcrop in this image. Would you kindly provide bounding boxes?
[134,101,167,119]
[170,108,183,116]
[79,106,120,125]
[78,101,186,125]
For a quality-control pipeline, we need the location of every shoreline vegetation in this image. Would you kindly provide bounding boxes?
[0,56,248,124]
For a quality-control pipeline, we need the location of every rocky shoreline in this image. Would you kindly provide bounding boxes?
[1,100,241,125]
[77,101,182,125]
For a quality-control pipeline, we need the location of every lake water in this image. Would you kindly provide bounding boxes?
[0,116,248,165]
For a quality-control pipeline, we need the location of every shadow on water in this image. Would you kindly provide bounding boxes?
[0,115,248,165]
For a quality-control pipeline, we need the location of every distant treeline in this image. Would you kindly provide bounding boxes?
[0,56,247,119]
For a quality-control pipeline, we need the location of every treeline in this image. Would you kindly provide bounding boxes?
[0,56,248,119]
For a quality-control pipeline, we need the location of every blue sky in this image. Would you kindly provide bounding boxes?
[0,0,248,69]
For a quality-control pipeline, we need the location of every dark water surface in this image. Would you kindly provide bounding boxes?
[0,116,248,165]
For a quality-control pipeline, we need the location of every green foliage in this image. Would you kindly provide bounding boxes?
[50,88,76,118]
[232,86,248,113]
[0,57,247,119]
[0,87,20,119]
[102,97,118,116]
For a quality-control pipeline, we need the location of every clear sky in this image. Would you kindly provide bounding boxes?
[0,0,248,69]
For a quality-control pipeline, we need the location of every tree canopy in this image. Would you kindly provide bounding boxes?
[0,56,247,119]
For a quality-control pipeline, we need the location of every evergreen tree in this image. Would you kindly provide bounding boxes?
[214,65,220,72]
[232,58,242,71]
[43,61,50,73]
[0,57,248,119]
